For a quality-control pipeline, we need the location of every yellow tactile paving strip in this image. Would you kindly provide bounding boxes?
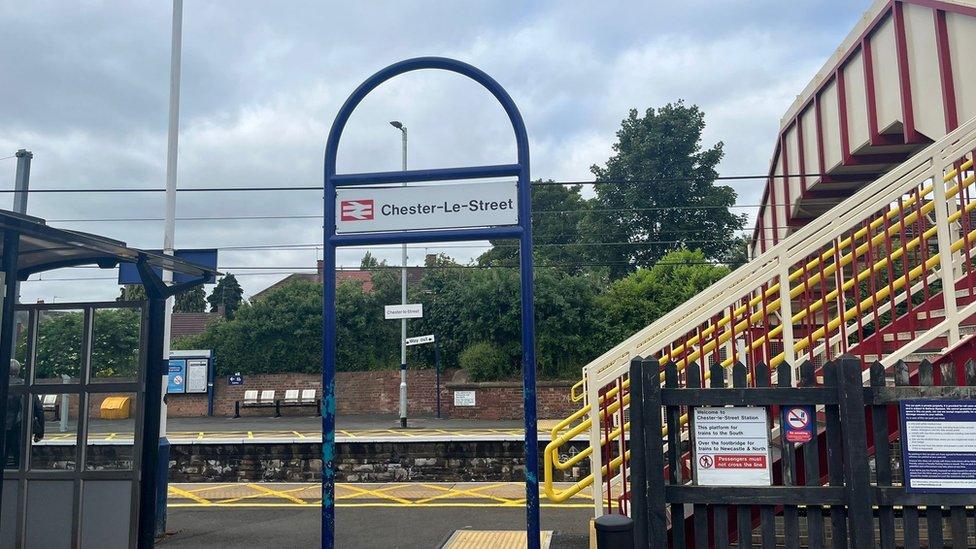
[442,530,553,548]
[167,482,595,508]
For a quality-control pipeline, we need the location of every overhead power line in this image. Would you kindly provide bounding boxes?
[28,259,747,283]
[0,172,831,194]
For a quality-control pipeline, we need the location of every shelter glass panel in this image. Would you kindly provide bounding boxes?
[90,308,141,384]
[34,309,84,384]
[12,309,28,368]
[85,391,136,471]
[29,393,77,471]
[3,382,26,473]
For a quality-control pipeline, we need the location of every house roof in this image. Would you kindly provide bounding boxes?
[170,312,219,342]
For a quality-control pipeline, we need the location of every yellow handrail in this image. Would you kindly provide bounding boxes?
[544,158,976,504]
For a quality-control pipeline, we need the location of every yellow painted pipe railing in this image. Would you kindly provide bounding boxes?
[543,159,976,504]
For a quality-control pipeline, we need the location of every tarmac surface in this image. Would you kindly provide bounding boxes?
[161,506,590,548]
[163,482,593,547]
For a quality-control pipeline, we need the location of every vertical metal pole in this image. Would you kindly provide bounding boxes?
[12,149,31,304]
[519,169,540,549]
[323,201,338,549]
[434,336,442,419]
[0,229,20,515]
[156,0,182,536]
[138,294,166,549]
[399,127,408,429]
[12,150,31,216]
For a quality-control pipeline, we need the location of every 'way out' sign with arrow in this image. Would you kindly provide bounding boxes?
[405,334,435,346]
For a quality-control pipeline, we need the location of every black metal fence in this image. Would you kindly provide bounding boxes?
[627,355,976,549]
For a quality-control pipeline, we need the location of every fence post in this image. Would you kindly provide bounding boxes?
[628,357,648,549]
[642,358,668,544]
[836,355,874,548]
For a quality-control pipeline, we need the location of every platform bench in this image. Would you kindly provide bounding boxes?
[280,389,321,416]
[234,389,280,418]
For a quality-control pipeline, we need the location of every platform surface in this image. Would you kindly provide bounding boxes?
[40,414,582,443]
[167,481,596,507]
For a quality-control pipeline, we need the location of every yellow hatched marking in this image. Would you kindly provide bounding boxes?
[414,483,514,505]
[168,486,213,505]
[338,430,355,438]
[181,484,238,496]
[247,483,308,505]
[340,484,413,505]
[292,431,306,439]
[104,433,117,440]
[247,431,254,439]
[215,485,309,505]
[197,432,204,440]
[169,502,593,509]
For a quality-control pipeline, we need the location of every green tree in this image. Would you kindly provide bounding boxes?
[584,102,746,278]
[359,252,384,270]
[178,277,403,375]
[174,285,206,313]
[414,258,605,380]
[117,284,146,301]
[477,181,590,272]
[207,274,244,319]
[26,308,141,380]
[597,249,730,344]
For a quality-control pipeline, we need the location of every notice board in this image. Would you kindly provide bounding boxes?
[901,400,976,492]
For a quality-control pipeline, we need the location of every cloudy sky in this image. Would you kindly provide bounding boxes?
[0,0,867,303]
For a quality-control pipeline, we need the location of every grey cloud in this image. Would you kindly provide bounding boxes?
[1,0,867,302]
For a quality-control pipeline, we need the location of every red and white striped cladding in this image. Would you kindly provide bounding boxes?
[752,0,976,257]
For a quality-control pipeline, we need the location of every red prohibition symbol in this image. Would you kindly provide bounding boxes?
[699,455,714,469]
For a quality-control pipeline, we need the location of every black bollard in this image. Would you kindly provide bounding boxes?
[595,513,635,548]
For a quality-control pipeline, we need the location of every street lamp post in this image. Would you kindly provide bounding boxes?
[390,120,408,428]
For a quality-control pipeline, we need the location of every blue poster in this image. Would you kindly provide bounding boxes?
[167,359,187,394]
[901,400,976,493]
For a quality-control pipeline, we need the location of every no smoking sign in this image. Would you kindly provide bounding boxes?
[782,405,815,443]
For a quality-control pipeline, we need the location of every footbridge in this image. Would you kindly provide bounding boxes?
[542,0,976,532]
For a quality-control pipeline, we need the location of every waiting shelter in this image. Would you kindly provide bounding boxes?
[0,210,217,548]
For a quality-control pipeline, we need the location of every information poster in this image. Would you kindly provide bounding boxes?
[693,407,771,486]
[167,359,187,394]
[186,359,209,394]
[901,400,976,493]
[454,391,476,407]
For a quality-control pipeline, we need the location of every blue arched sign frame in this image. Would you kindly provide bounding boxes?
[322,57,539,548]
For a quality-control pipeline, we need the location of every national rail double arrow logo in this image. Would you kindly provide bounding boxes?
[340,199,374,221]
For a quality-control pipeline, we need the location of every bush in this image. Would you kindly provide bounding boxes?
[459,341,513,382]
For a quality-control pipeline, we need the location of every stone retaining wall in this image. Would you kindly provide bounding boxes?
[166,440,591,483]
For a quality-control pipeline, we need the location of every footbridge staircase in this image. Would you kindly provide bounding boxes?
[541,0,976,533]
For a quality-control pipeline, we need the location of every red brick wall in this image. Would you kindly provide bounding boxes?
[164,370,578,420]
[438,381,576,420]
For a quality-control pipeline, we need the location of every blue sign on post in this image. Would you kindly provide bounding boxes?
[322,58,538,549]
[167,359,187,394]
[901,400,976,493]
